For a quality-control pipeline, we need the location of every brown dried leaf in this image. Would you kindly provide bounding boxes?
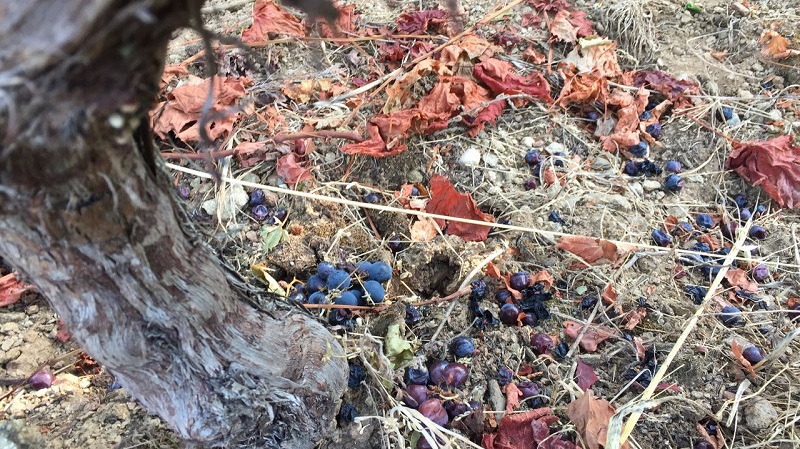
[567,391,630,449]
[725,268,759,293]
[242,0,305,42]
[473,59,551,104]
[726,135,800,208]
[624,307,647,331]
[759,29,800,59]
[563,40,621,78]
[0,273,34,308]
[632,70,700,109]
[556,235,622,267]
[563,321,616,352]
[396,9,448,35]
[276,153,313,184]
[549,10,579,43]
[425,174,495,242]
[731,340,756,377]
[505,382,522,413]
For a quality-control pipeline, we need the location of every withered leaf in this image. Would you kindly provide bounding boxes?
[575,358,599,391]
[242,0,305,42]
[0,273,34,308]
[425,174,495,242]
[726,135,800,209]
[567,391,630,449]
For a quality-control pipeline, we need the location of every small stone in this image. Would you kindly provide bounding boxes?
[680,13,692,24]
[482,152,499,168]
[0,312,25,324]
[459,147,482,167]
[24,305,39,315]
[737,89,754,99]
[584,193,632,211]
[744,398,778,432]
[643,180,662,192]
[407,169,424,183]
[0,348,21,364]
[752,62,764,72]
[591,155,613,170]
[545,142,567,156]
[629,182,644,197]
[521,136,535,147]
[107,403,131,422]
[1,322,19,334]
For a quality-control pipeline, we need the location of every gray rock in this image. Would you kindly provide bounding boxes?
[1,322,19,334]
[643,180,662,192]
[583,193,632,211]
[591,154,614,171]
[744,398,778,432]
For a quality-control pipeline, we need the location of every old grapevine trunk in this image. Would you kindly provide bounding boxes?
[0,1,346,448]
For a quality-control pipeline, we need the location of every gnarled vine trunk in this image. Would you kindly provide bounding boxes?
[0,1,347,447]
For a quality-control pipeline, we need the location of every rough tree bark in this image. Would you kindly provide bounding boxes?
[0,1,347,448]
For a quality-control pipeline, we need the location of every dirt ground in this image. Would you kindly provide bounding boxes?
[2,0,799,448]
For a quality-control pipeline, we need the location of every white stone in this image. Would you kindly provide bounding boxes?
[458,147,482,167]
[643,180,662,192]
[482,152,499,167]
[521,136,535,147]
[629,182,644,197]
[544,142,567,155]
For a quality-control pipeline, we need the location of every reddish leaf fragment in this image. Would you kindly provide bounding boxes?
[482,408,560,449]
[567,391,630,449]
[425,174,495,241]
[528,0,571,12]
[276,153,313,184]
[575,358,598,391]
[549,10,579,43]
[160,64,189,89]
[726,135,800,208]
[632,70,699,109]
[623,307,647,331]
[556,69,609,107]
[473,59,551,104]
[315,3,357,38]
[396,9,448,35]
[468,100,506,136]
[568,10,594,37]
[556,235,621,267]
[731,340,757,376]
[55,319,72,343]
[0,273,34,307]
[759,29,800,59]
[725,268,759,293]
[242,0,305,42]
[563,321,616,352]
[152,76,249,142]
[505,382,523,413]
[601,283,618,305]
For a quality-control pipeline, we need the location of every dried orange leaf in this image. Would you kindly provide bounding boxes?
[567,391,630,449]
[425,174,494,242]
[731,340,756,377]
[242,0,305,42]
[0,273,34,308]
[563,321,616,352]
[556,235,622,267]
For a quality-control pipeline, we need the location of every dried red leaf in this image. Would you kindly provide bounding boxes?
[563,321,616,352]
[549,10,579,43]
[55,319,72,343]
[425,174,495,242]
[556,69,609,107]
[725,268,759,293]
[575,358,598,391]
[482,408,561,449]
[340,109,424,157]
[529,0,571,12]
[530,270,555,291]
[468,100,506,136]
[563,41,621,78]
[624,307,647,330]
[633,336,646,359]
[522,46,547,64]
[152,76,249,142]
[731,340,757,377]
[160,64,189,90]
[276,153,313,184]
[396,9,448,35]
[315,3,357,38]
[632,70,699,109]
[568,10,594,37]
[567,391,630,449]
[474,59,552,104]
[726,135,800,208]
[0,273,33,307]
[556,235,621,267]
[505,382,523,413]
[601,283,618,305]
[242,0,305,42]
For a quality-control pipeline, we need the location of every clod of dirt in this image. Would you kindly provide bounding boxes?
[743,397,778,432]
[0,420,45,448]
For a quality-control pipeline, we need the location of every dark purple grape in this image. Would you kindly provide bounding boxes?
[580,296,598,310]
[754,204,767,216]
[548,210,567,225]
[733,193,748,209]
[624,160,640,176]
[272,207,287,222]
[525,150,543,166]
[553,341,569,359]
[28,370,55,390]
[720,305,742,326]
[337,403,358,424]
[640,159,662,176]
[428,361,448,386]
[721,107,734,120]
[405,304,421,326]
[671,221,693,236]
[646,123,662,139]
[639,110,652,120]
[287,290,306,303]
[387,235,404,252]
[418,398,449,426]
[363,280,385,303]
[249,189,265,206]
[789,303,800,322]
[407,362,429,385]
[441,363,469,389]
[751,264,769,282]
[742,346,763,364]
[630,141,648,157]
[652,229,671,247]
[510,272,531,290]
[587,111,600,121]
[327,269,352,290]
[251,204,270,221]
[721,220,738,240]
[404,384,429,408]
[366,262,392,283]
[496,289,513,305]
[664,174,684,192]
[735,208,752,222]
[694,441,713,449]
[517,381,540,400]
[499,303,520,325]
[692,242,711,253]
[450,336,476,358]
[417,438,434,449]
[749,226,767,240]
[470,280,488,301]
[348,364,365,388]
[524,177,538,190]
[444,400,471,419]
[364,192,381,203]
[177,185,190,199]
[520,314,539,327]
[530,333,554,355]
[317,262,335,280]
[497,367,513,386]
[335,291,359,307]
[307,291,328,304]
[664,160,682,173]
[695,213,714,229]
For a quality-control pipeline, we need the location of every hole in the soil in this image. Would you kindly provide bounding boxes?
[423,254,457,296]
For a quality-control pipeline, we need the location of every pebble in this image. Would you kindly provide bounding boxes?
[482,152,499,168]
[458,147,482,167]
[752,62,764,72]
[744,398,778,432]
[629,182,644,197]
[545,142,567,156]
[488,380,506,418]
[407,169,424,183]
[591,154,614,171]
[521,136,535,148]
[1,322,19,334]
[680,13,692,24]
[0,348,21,364]
[25,305,39,315]
[584,193,632,211]
[201,184,248,220]
[0,312,25,324]
[643,180,662,192]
